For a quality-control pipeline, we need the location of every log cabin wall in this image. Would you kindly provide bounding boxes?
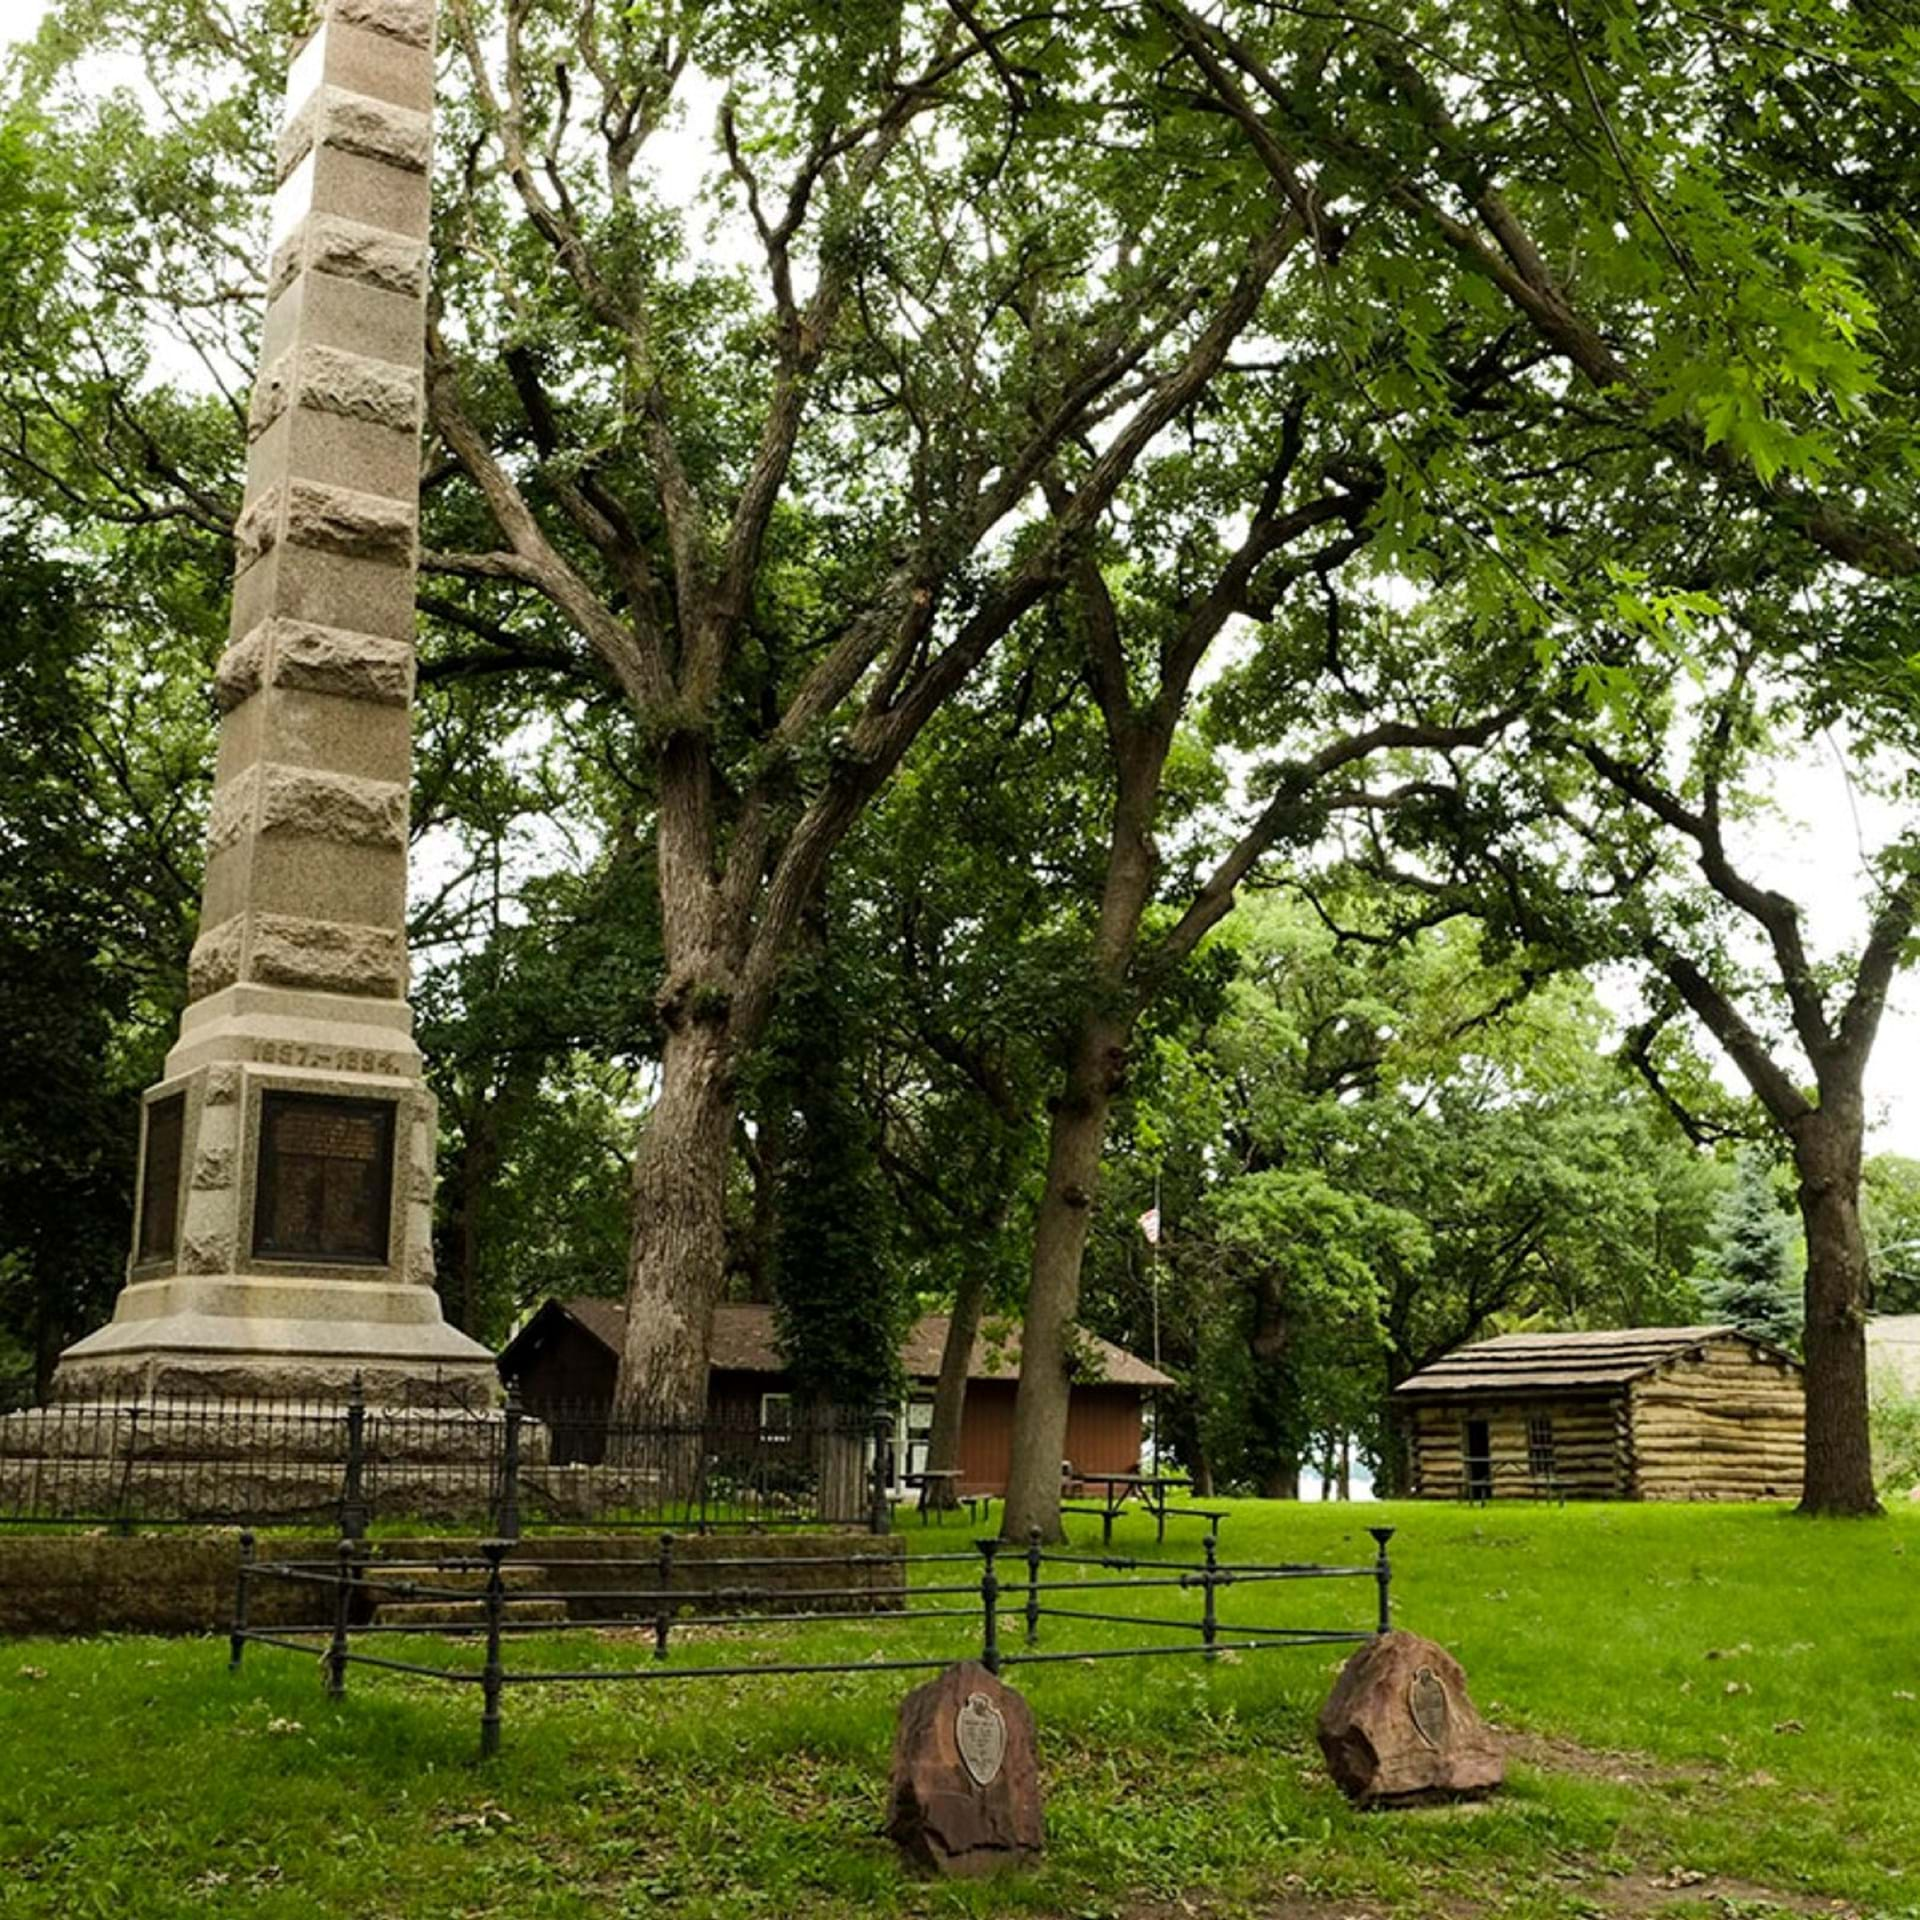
[1408,1394,1629,1498]
[1627,1337,1804,1500]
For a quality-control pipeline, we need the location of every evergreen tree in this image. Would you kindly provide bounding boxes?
[763,952,905,1419]
[1695,1154,1803,1349]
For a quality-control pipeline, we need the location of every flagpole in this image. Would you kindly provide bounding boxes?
[1138,1175,1164,1474]
[1149,1167,1161,1374]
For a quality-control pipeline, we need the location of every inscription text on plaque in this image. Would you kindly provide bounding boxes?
[252,1091,396,1264]
[136,1093,187,1264]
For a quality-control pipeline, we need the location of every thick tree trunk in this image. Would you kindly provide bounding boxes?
[1792,1102,1881,1516]
[814,1404,870,1525]
[1263,1462,1300,1500]
[925,1263,988,1506]
[1001,1014,1130,1541]
[615,1014,737,1432]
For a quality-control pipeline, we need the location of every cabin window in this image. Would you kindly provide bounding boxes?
[759,1393,793,1437]
[1527,1415,1556,1482]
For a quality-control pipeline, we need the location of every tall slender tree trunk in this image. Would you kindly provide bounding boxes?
[1792,1097,1881,1516]
[1190,1446,1215,1500]
[925,1263,988,1506]
[1002,1012,1132,1539]
[1002,722,1164,1543]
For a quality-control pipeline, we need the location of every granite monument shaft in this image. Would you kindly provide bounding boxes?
[56,0,494,1400]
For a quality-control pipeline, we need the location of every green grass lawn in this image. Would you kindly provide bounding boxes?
[2,1500,1918,1919]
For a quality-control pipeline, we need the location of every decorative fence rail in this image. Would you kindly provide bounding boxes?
[0,1382,894,1535]
[230,1526,1398,1756]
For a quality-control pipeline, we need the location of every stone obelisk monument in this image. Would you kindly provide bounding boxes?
[55,0,495,1402]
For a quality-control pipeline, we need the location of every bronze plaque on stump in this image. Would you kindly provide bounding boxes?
[136,1093,187,1263]
[252,1091,396,1264]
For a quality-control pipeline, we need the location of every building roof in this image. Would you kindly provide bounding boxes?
[512,1297,1173,1391]
[896,1312,1175,1390]
[1393,1325,1795,1397]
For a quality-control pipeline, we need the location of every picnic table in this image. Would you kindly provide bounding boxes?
[902,1468,985,1525]
[1061,1469,1220,1545]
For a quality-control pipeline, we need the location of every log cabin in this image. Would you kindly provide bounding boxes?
[497,1297,1173,1496]
[1395,1325,1804,1501]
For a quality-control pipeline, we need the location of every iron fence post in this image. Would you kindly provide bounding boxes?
[326,1538,354,1699]
[978,1538,1001,1676]
[497,1388,523,1543]
[340,1373,368,1545]
[869,1401,893,1536]
[1201,1534,1219,1661]
[229,1529,255,1671]
[1368,1526,1395,1634]
[654,1532,674,1661]
[480,1539,508,1758]
[1025,1527,1042,1648]
[113,1396,142,1537]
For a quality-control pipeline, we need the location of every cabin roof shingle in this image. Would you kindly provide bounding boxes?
[1392,1324,1794,1397]
[523,1298,1174,1391]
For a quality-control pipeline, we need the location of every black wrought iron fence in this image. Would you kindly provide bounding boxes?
[230,1525,1398,1756]
[0,1382,895,1534]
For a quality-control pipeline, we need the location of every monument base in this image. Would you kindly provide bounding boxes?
[53,1272,497,1404]
[59,977,497,1406]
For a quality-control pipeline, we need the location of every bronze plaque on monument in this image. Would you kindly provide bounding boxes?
[136,1093,187,1262]
[252,1091,396,1263]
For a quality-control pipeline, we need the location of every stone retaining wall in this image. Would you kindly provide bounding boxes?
[0,1532,907,1637]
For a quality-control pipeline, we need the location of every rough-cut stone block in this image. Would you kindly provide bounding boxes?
[330,0,435,49]
[270,214,429,303]
[281,87,431,181]
[270,617,414,705]
[248,352,295,439]
[190,1145,236,1192]
[284,479,415,564]
[300,344,422,431]
[259,765,408,849]
[1317,1631,1504,1807]
[888,1662,1044,1876]
[234,489,282,571]
[254,345,421,440]
[205,770,260,853]
[215,630,269,710]
[247,913,407,997]
[188,919,244,998]
[179,1229,235,1276]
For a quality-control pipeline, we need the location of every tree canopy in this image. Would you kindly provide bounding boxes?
[2,0,1917,1517]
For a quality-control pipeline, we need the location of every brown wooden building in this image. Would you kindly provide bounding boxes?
[497,1298,1173,1495]
[1396,1325,1804,1501]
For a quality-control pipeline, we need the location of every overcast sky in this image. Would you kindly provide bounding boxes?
[6,1,1916,1160]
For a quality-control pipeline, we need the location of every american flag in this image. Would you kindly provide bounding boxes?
[1138,1206,1161,1246]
